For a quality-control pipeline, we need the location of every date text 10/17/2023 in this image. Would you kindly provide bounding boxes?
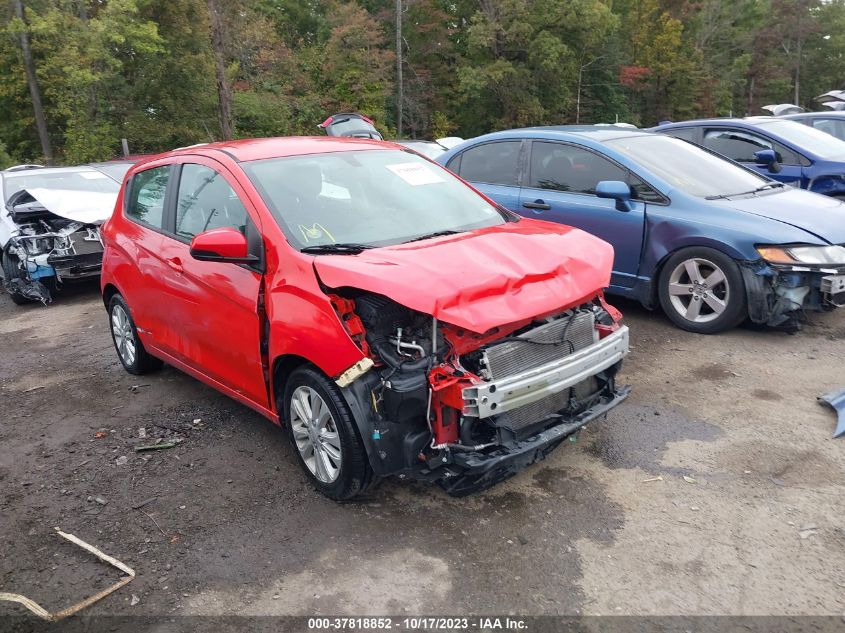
[307,617,528,631]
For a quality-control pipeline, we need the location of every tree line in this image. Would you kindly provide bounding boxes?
[1,0,843,166]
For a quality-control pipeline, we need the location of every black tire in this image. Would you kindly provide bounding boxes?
[657,247,747,334]
[2,251,33,305]
[283,366,377,501]
[107,294,163,374]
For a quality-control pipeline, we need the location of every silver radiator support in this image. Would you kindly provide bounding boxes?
[462,326,629,420]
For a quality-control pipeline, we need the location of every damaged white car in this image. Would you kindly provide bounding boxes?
[0,165,119,305]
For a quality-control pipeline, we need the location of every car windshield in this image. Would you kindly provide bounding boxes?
[752,119,845,159]
[4,169,119,203]
[605,134,768,198]
[89,162,135,183]
[243,149,506,250]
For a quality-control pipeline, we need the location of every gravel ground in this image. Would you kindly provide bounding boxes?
[1,280,844,623]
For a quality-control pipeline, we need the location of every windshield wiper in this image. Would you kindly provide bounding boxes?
[705,182,786,200]
[751,182,786,193]
[300,243,374,255]
[402,230,460,244]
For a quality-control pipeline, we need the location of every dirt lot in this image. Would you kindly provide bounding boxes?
[1,280,844,621]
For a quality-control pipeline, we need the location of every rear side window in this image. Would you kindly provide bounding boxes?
[457,141,521,186]
[126,166,170,228]
[175,164,248,240]
[527,142,627,195]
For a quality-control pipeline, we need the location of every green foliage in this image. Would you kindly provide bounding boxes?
[0,139,13,169]
[3,0,845,165]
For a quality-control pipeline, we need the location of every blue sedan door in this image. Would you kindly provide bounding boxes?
[517,141,646,289]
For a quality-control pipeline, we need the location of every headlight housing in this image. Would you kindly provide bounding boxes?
[756,244,845,265]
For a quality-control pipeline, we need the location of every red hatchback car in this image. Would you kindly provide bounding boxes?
[101,137,630,499]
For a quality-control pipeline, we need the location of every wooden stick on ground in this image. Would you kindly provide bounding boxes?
[0,526,135,621]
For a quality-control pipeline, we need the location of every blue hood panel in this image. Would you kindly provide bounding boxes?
[714,187,845,244]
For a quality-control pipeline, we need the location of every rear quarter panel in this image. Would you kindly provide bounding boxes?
[100,159,171,342]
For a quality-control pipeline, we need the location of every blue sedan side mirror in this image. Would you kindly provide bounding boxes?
[596,180,633,212]
[754,149,782,173]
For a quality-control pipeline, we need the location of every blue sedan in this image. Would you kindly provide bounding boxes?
[436,127,845,333]
[652,117,845,197]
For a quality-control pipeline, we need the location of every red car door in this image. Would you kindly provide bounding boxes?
[156,156,269,409]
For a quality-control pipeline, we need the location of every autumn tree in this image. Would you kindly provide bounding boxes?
[619,0,699,124]
[3,0,845,164]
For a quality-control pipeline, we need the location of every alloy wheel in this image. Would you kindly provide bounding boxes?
[289,386,342,483]
[666,257,731,324]
[111,304,136,366]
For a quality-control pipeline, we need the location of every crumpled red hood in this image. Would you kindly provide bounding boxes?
[314,220,614,334]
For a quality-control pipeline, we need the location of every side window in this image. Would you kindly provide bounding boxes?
[703,128,802,165]
[175,164,248,240]
[528,141,627,195]
[664,127,698,142]
[457,141,521,186]
[629,175,665,203]
[126,166,170,228]
[812,118,845,141]
[703,128,770,161]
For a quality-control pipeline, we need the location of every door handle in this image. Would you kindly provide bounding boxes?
[522,200,551,211]
[166,257,183,273]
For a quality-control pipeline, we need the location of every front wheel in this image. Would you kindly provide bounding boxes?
[283,366,376,500]
[658,247,747,334]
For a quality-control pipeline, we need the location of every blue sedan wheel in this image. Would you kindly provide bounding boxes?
[658,247,747,334]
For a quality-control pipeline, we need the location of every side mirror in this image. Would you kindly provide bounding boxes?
[596,180,633,212]
[754,149,781,173]
[189,227,257,264]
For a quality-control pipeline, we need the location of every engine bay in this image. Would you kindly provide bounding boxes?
[3,191,104,304]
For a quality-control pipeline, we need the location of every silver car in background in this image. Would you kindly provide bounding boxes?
[0,165,119,305]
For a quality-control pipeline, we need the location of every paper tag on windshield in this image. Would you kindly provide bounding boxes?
[80,172,109,179]
[386,162,445,186]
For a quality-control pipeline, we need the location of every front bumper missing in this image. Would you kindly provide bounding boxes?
[462,326,629,418]
[438,384,630,496]
[741,261,845,329]
[48,252,103,279]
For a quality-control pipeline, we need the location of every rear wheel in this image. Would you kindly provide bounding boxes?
[283,366,376,500]
[2,251,34,305]
[108,294,163,374]
[658,247,747,334]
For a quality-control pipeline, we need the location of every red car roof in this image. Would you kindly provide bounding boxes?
[163,136,398,162]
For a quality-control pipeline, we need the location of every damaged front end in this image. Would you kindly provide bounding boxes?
[741,245,845,331]
[3,190,105,304]
[330,291,629,496]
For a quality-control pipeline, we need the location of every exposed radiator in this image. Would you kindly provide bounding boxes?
[480,310,597,381]
[503,376,599,432]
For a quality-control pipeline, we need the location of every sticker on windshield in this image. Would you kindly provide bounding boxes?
[80,172,109,180]
[386,162,446,186]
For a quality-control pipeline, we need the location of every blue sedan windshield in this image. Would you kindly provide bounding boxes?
[605,135,767,198]
[752,119,845,159]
